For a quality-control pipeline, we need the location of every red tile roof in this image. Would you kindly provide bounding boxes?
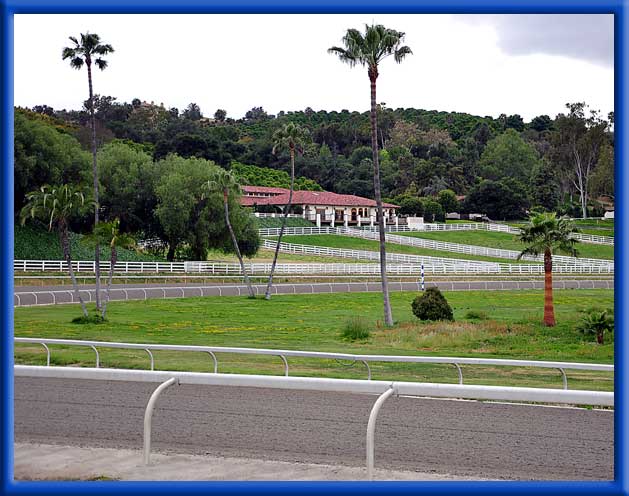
[241,185,289,195]
[240,190,398,208]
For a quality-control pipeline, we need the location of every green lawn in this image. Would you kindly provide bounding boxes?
[14,290,614,390]
[277,235,526,264]
[397,231,614,260]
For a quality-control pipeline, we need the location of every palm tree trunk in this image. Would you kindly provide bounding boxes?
[224,190,255,298]
[86,61,102,311]
[101,245,116,319]
[59,225,88,317]
[369,71,394,326]
[543,249,556,326]
[264,147,295,300]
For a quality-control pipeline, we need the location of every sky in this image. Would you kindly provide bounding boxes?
[14,14,614,122]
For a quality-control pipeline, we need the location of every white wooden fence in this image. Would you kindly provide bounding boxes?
[258,223,614,245]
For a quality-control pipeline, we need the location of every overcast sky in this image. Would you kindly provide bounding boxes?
[14,14,614,122]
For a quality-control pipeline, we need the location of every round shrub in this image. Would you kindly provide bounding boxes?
[411,288,454,321]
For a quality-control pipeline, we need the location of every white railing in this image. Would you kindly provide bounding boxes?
[262,241,613,274]
[13,279,614,308]
[259,223,614,245]
[14,338,614,390]
[338,228,614,267]
[14,365,614,479]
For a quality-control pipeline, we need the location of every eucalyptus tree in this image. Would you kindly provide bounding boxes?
[62,32,114,311]
[203,169,256,298]
[264,122,310,300]
[329,24,412,326]
[82,219,135,318]
[517,213,579,327]
[20,184,90,317]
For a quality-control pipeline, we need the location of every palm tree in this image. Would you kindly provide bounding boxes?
[203,170,256,298]
[62,32,114,312]
[264,122,310,300]
[329,24,412,326]
[82,219,135,319]
[20,184,90,317]
[517,212,580,326]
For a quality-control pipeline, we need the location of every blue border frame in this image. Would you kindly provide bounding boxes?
[1,2,626,495]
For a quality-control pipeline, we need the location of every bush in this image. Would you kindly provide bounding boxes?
[340,317,371,341]
[412,288,454,321]
[465,310,489,320]
[576,309,614,344]
[422,199,444,223]
[71,313,108,324]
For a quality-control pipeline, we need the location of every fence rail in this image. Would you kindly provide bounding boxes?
[258,223,614,245]
[14,365,614,478]
[14,338,614,390]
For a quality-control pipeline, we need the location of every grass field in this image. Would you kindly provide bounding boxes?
[397,231,614,260]
[276,235,527,264]
[14,289,614,391]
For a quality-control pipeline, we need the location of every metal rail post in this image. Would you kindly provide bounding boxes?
[366,386,396,480]
[144,377,178,465]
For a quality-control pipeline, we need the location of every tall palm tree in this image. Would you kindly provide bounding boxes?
[203,170,256,298]
[329,24,412,326]
[82,219,135,319]
[517,212,580,326]
[264,122,310,300]
[20,184,90,317]
[62,32,114,312]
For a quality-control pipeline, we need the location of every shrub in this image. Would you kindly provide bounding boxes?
[340,317,371,341]
[71,313,108,324]
[465,310,489,320]
[576,309,614,344]
[412,288,454,321]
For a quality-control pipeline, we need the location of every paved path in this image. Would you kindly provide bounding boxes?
[14,279,613,307]
[15,377,613,481]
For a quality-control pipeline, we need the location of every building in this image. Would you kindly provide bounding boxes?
[240,186,399,227]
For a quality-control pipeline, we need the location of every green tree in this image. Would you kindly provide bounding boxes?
[329,24,412,326]
[20,184,91,317]
[203,169,256,298]
[265,123,310,300]
[154,155,214,260]
[589,143,614,199]
[437,189,459,214]
[63,32,115,311]
[529,159,560,211]
[14,109,90,211]
[463,179,530,220]
[479,129,540,183]
[517,213,579,326]
[97,141,157,234]
[82,219,135,318]
[552,103,610,218]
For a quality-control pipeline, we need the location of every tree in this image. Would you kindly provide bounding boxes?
[530,115,553,132]
[82,219,135,318]
[437,189,459,214]
[552,103,609,218]
[329,24,412,326]
[14,109,90,211]
[517,213,579,326]
[479,129,540,183]
[529,159,560,211]
[182,103,203,121]
[203,169,256,298]
[264,123,310,300]
[62,32,114,311]
[20,184,90,317]
[398,196,424,217]
[463,179,530,220]
[214,109,227,122]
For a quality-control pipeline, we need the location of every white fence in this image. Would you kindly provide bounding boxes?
[14,337,614,390]
[339,228,614,267]
[14,365,614,478]
[262,241,614,274]
[258,223,614,246]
